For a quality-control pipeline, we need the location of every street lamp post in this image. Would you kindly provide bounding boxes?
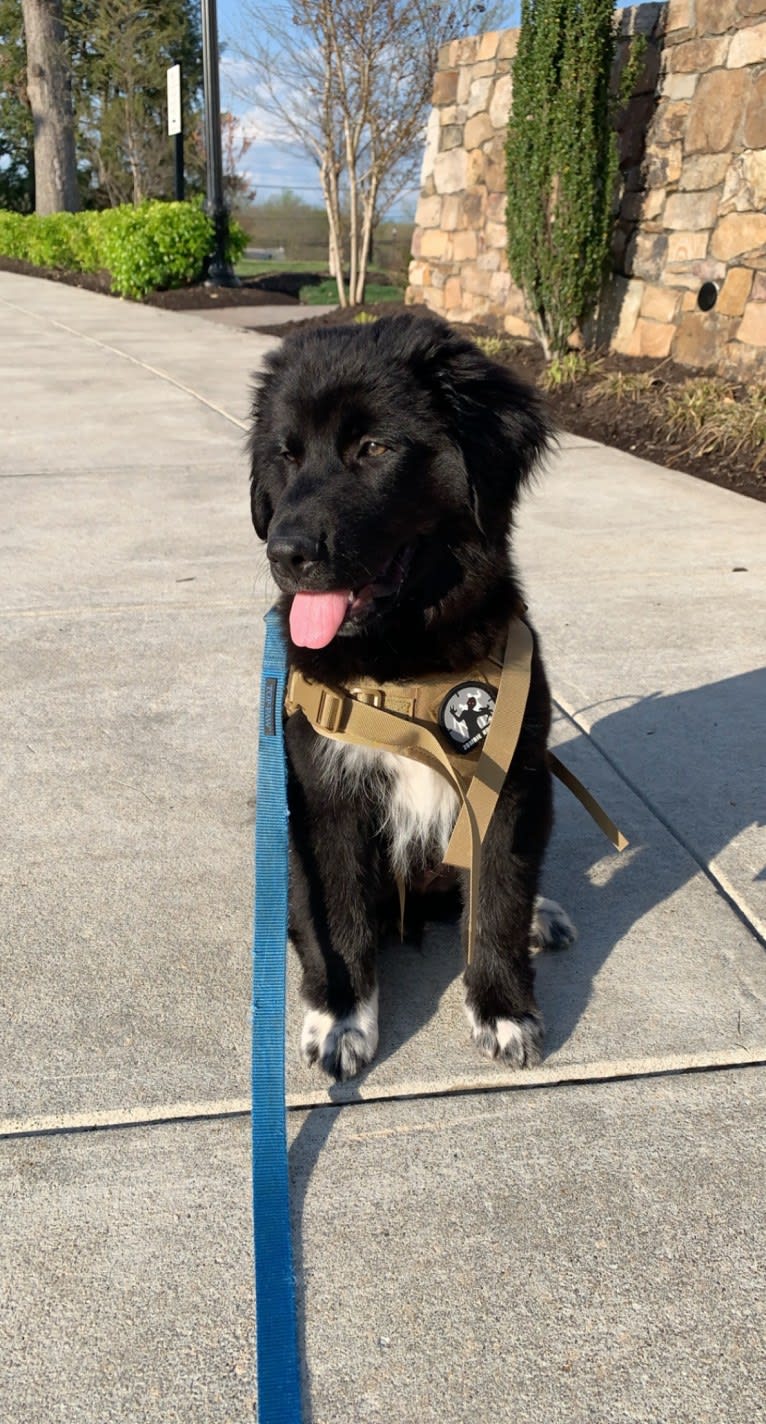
[201,0,239,286]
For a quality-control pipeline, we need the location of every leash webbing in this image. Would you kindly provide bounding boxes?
[252,607,303,1423]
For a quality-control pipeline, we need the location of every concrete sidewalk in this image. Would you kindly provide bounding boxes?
[1,272,764,1422]
[190,302,339,331]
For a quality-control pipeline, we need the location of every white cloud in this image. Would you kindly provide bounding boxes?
[219,54,260,91]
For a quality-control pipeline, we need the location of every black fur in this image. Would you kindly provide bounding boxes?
[249,314,557,1078]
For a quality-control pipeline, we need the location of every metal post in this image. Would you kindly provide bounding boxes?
[201,0,239,286]
[167,62,185,201]
[174,130,185,202]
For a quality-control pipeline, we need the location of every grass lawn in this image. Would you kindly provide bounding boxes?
[301,279,403,304]
[234,259,404,305]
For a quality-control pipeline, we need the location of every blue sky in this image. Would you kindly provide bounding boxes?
[215,1,650,217]
[216,0,328,210]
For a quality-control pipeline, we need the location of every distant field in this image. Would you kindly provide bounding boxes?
[235,258,329,277]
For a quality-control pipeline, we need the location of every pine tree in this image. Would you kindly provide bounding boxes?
[71,0,203,206]
[1,0,203,212]
[0,0,35,210]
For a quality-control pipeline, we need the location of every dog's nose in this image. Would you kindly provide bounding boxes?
[266,528,323,575]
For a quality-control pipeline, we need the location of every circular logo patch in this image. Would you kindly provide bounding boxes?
[439,682,496,754]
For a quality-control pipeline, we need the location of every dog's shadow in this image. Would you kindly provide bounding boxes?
[285,667,765,1414]
[539,668,765,1054]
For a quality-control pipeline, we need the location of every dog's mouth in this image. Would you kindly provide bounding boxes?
[289,545,414,649]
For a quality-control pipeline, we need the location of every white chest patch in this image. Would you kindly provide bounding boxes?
[315,739,459,877]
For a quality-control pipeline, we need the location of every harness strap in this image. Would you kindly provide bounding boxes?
[443,618,534,868]
[548,751,629,852]
[285,619,534,963]
[285,617,628,964]
[288,661,485,960]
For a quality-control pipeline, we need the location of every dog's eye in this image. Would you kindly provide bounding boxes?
[279,447,299,465]
[359,440,388,459]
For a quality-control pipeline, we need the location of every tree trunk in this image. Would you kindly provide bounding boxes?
[355,177,378,305]
[321,157,347,307]
[21,0,79,214]
[344,120,358,308]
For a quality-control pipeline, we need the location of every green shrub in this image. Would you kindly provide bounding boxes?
[70,210,108,272]
[224,216,248,265]
[0,200,248,299]
[506,0,643,359]
[97,201,212,298]
[0,209,103,272]
[25,212,84,270]
[0,211,29,260]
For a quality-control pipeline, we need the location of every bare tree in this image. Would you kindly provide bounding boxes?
[21,0,79,213]
[231,1,492,305]
[221,110,257,204]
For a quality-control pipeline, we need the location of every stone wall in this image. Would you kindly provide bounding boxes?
[406,1,766,374]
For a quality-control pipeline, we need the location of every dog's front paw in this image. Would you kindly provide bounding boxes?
[464,1002,544,1068]
[530,896,577,953]
[300,991,379,1081]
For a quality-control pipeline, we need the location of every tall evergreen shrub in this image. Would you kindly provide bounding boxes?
[505,0,624,359]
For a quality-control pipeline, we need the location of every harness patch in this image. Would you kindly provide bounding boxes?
[439,682,496,754]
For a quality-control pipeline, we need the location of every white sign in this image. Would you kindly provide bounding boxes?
[167,64,182,136]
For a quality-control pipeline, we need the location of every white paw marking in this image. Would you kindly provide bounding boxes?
[300,989,379,1081]
[530,896,577,953]
[464,1000,544,1068]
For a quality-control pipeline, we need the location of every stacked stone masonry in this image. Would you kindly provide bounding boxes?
[406,1,766,374]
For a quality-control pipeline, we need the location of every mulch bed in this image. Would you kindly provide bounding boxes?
[2,256,761,502]
[0,253,113,294]
[146,281,298,310]
[0,253,299,308]
[254,299,765,504]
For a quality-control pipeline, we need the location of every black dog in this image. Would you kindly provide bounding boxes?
[249,314,574,1080]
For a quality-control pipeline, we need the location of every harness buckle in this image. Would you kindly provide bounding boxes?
[350,686,384,708]
[316,689,345,732]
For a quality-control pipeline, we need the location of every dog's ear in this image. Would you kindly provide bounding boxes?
[247,362,282,540]
[249,470,273,541]
[418,327,552,535]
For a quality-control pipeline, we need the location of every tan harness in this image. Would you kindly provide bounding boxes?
[285,618,627,962]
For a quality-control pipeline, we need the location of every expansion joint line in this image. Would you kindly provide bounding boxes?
[3,1052,766,1141]
[552,693,766,949]
[0,294,249,432]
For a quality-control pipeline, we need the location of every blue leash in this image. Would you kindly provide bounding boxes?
[251,606,303,1422]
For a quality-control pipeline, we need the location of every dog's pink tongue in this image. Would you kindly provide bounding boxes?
[289,591,350,648]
